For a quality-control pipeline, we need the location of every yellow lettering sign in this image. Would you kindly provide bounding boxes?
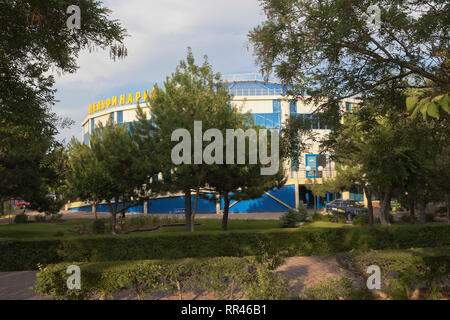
[143,90,150,101]
[89,90,150,114]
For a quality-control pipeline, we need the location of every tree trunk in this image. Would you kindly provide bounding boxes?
[409,199,415,224]
[446,195,450,224]
[0,199,4,216]
[418,201,426,223]
[222,193,230,231]
[184,189,193,232]
[108,201,117,234]
[363,187,374,226]
[379,188,392,227]
[92,203,98,220]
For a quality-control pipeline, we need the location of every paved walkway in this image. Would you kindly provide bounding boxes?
[274,256,362,297]
[0,255,356,300]
[0,272,50,300]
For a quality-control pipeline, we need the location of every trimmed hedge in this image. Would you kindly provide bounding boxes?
[35,257,288,300]
[337,247,450,299]
[1,223,450,271]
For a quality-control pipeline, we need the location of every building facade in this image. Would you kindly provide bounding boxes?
[69,76,364,214]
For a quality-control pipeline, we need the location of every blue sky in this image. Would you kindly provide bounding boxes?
[53,0,267,142]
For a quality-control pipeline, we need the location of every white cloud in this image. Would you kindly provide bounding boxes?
[53,0,266,142]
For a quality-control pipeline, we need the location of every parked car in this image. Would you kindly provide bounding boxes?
[326,200,368,220]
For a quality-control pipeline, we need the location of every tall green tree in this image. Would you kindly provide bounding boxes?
[323,87,447,226]
[0,1,126,211]
[66,138,110,219]
[69,122,152,233]
[138,48,233,232]
[249,0,449,116]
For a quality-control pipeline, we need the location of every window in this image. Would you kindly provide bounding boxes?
[117,111,124,124]
[252,113,280,129]
[272,100,281,113]
[109,113,114,126]
[305,154,327,178]
[346,102,352,112]
[305,154,317,178]
[83,133,89,145]
[289,100,297,114]
[90,119,95,132]
[349,185,364,202]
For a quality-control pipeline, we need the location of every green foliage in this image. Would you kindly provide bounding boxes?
[249,0,448,116]
[425,213,435,223]
[35,256,288,300]
[1,223,449,271]
[1,1,126,210]
[339,247,450,300]
[14,214,28,224]
[300,276,370,300]
[92,219,106,235]
[352,213,370,226]
[400,214,413,223]
[280,206,309,228]
[34,215,47,223]
[312,213,323,221]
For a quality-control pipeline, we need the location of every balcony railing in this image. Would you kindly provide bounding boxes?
[289,168,337,180]
[228,88,285,96]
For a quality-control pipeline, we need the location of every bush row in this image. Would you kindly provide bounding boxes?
[1,223,450,271]
[35,256,288,300]
[337,247,450,299]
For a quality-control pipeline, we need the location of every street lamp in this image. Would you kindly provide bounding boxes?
[306,165,323,213]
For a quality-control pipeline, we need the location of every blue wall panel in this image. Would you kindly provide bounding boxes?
[267,185,295,208]
[221,185,295,213]
[148,194,216,214]
[69,186,296,214]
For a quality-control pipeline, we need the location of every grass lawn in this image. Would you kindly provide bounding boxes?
[0,218,350,240]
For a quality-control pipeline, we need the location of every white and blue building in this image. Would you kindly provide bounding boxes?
[70,74,365,214]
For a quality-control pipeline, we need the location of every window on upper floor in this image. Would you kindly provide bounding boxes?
[272,100,281,113]
[346,102,352,112]
[117,111,124,124]
[289,100,297,114]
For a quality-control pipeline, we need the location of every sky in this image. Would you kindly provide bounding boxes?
[53,0,267,142]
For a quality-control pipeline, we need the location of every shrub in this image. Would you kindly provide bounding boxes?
[400,214,412,223]
[328,215,347,223]
[300,276,371,300]
[1,223,450,271]
[14,214,28,224]
[280,209,305,228]
[312,213,323,221]
[434,206,447,216]
[338,247,450,300]
[389,214,395,224]
[49,214,63,223]
[92,219,106,234]
[35,215,47,223]
[35,256,288,300]
[352,213,370,226]
[425,213,435,222]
